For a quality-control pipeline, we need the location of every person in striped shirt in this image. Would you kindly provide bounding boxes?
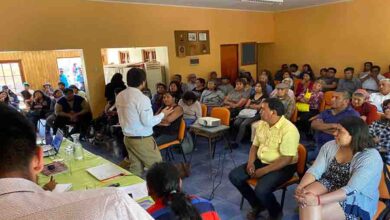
[146,162,220,220]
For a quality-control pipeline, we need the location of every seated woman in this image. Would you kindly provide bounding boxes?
[27,90,51,130]
[233,82,267,145]
[154,92,184,146]
[295,116,383,220]
[296,72,315,97]
[296,80,324,137]
[2,86,19,109]
[169,81,183,100]
[192,78,206,99]
[178,91,202,127]
[0,91,14,108]
[152,83,167,113]
[223,78,250,118]
[351,89,379,125]
[200,80,225,111]
[369,99,390,164]
[146,162,220,220]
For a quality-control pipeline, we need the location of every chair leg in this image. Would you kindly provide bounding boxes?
[165,149,171,161]
[169,148,175,160]
[240,196,244,210]
[180,144,187,162]
[212,139,217,159]
[280,187,287,209]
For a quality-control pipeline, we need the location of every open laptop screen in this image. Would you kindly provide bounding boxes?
[51,130,64,152]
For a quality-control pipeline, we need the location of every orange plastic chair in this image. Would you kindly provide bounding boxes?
[201,104,207,117]
[240,144,307,209]
[373,165,390,219]
[319,91,334,112]
[158,119,187,162]
[210,107,230,126]
[290,107,298,123]
[293,79,302,94]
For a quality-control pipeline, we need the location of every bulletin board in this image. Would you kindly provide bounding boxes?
[174,30,210,57]
[241,42,257,65]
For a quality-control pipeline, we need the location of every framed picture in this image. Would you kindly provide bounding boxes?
[188,32,197,42]
[198,32,207,41]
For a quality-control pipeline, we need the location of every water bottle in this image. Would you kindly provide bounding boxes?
[71,134,84,161]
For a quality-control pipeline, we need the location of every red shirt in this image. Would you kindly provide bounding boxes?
[353,102,379,125]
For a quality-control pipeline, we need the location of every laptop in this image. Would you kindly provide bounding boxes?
[43,130,64,157]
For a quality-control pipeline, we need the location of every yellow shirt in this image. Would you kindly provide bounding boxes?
[253,116,300,164]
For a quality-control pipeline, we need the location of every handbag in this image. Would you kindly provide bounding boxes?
[296,91,312,112]
[238,108,257,119]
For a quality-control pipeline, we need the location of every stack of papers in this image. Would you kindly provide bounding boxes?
[119,182,149,200]
[86,164,124,181]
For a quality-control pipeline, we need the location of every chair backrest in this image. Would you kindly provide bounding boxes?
[178,119,186,142]
[320,91,334,112]
[290,107,298,123]
[293,79,302,94]
[297,144,307,178]
[379,164,390,200]
[201,104,207,117]
[210,107,230,126]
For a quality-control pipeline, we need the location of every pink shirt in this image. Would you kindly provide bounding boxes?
[0,178,153,220]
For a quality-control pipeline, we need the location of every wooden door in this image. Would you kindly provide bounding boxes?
[220,44,238,83]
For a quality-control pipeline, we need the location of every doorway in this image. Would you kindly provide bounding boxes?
[220,44,238,83]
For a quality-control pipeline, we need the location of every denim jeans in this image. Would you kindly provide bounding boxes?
[229,159,296,218]
[233,114,260,143]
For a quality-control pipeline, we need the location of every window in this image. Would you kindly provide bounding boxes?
[0,61,24,93]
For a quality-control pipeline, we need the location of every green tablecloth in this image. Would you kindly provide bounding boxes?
[38,139,144,191]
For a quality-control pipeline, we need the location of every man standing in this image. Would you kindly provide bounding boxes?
[229,98,299,220]
[336,67,362,94]
[116,68,173,177]
[0,104,153,220]
[310,91,359,160]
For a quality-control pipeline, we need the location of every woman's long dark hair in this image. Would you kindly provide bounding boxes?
[0,91,10,104]
[146,162,201,220]
[110,73,124,85]
[339,116,375,154]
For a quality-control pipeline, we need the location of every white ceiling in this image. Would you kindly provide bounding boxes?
[93,0,350,12]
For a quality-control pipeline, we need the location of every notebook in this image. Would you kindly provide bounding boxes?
[53,183,72,193]
[86,164,124,181]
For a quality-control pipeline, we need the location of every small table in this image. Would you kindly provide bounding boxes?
[38,138,145,192]
[189,123,231,159]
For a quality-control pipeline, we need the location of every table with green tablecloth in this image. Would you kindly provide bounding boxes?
[38,138,145,192]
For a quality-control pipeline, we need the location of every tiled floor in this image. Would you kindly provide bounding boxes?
[79,134,302,220]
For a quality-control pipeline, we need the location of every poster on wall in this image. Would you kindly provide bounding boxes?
[56,57,85,91]
[174,30,210,57]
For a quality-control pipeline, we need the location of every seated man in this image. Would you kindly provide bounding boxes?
[54,88,92,138]
[0,103,153,220]
[321,67,338,92]
[310,91,360,161]
[336,67,361,94]
[229,98,299,220]
[370,78,390,112]
[20,82,34,107]
[360,65,385,93]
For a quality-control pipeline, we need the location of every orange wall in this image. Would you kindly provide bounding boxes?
[259,0,390,78]
[0,0,274,116]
